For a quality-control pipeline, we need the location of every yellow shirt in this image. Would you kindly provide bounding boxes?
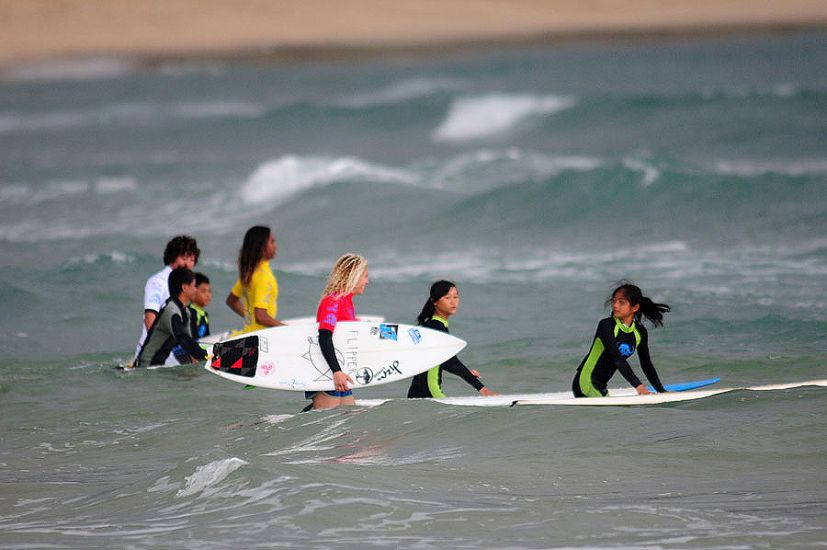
[231,261,278,332]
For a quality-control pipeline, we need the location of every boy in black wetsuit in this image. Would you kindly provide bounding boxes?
[134,268,208,368]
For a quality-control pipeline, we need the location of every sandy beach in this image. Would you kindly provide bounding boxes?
[2,0,827,70]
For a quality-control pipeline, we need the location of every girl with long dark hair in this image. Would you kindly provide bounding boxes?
[225,225,285,332]
[407,280,497,398]
[573,282,670,397]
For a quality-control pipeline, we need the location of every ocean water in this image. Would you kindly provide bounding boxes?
[1,31,826,548]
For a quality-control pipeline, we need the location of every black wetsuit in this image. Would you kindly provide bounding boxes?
[572,316,665,397]
[407,316,484,398]
[135,297,207,368]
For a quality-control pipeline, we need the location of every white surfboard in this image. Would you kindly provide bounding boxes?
[204,321,465,392]
[355,379,826,408]
[513,379,827,406]
[197,315,385,348]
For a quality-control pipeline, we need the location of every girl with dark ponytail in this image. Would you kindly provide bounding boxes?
[407,281,497,399]
[225,225,285,333]
[572,281,671,398]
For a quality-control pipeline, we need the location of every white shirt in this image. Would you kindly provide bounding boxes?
[134,265,172,358]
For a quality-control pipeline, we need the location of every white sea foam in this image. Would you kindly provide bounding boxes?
[0,178,137,206]
[714,159,827,177]
[699,83,807,101]
[260,414,295,425]
[158,61,228,77]
[94,177,138,194]
[170,100,266,118]
[622,155,661,186]
[176,457,248,498]
[432,94,576,142]
[291,240,827,307]
[337,76,466,108]
[65,251,135,266]
[0,111,89,134]
[1,56,139,83]
[772,83,799,97]
[423,148,602,191]
[240,155,420,206]
[0,100,265,134]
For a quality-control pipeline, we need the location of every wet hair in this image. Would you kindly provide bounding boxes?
[194,272,210,286]
[321,253,368,298]
[169,267,195,297]
[238,226,271,287]
[417,280,457,326]
[606,280,671,327]
[163,235,200,266]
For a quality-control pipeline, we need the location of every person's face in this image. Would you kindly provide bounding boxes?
[173,253,196,270]
[264,233,277,260]
[182,279,198,302]
[193,282,212,307]
[352,268,369,295]
[433,286,459,319]
[611,291,639,322]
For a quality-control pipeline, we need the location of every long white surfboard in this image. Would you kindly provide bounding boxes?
[355,378,721,408]
[513,379,827,406]
[204,321,465,391]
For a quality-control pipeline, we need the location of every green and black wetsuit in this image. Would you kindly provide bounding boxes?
[407,316,484,398]
[572,316,665,397]
[189,303,210,339]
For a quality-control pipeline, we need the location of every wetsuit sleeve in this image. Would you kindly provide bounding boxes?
[188,306,199,339]
[636,326,666,392]
[423,318,484,391]
[441,356,485,391]
[595,319,642,388]
[318,329,341,373]
[171,313,207,361]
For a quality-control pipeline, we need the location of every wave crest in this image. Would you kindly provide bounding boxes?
[337,76,465,108]
[240,155,420,206]
[176,457,248,498]
[432,94,576,142]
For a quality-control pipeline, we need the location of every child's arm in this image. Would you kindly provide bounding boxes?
[226,293,245,318]
[636,327,665,392]
[171,313,207,362]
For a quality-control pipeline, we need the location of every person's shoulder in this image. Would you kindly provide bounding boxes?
[251,261,275,282]
[423,318,448,331]
[318,293,340,308]
[636,323,649,336]
[146,266,170,285]
[257,260,274,275]
[597,317,614,329]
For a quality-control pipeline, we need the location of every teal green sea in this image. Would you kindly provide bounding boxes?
[1,31,826,548]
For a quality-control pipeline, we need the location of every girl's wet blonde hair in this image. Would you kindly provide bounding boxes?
[321,253,368,298]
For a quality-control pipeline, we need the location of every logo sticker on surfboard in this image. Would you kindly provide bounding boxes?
[379,324,398,341]
[353,367,374,385]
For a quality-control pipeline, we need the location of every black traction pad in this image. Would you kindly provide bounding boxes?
[211,336,259,378]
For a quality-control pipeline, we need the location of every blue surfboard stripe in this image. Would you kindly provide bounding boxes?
[651,377,721,393]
